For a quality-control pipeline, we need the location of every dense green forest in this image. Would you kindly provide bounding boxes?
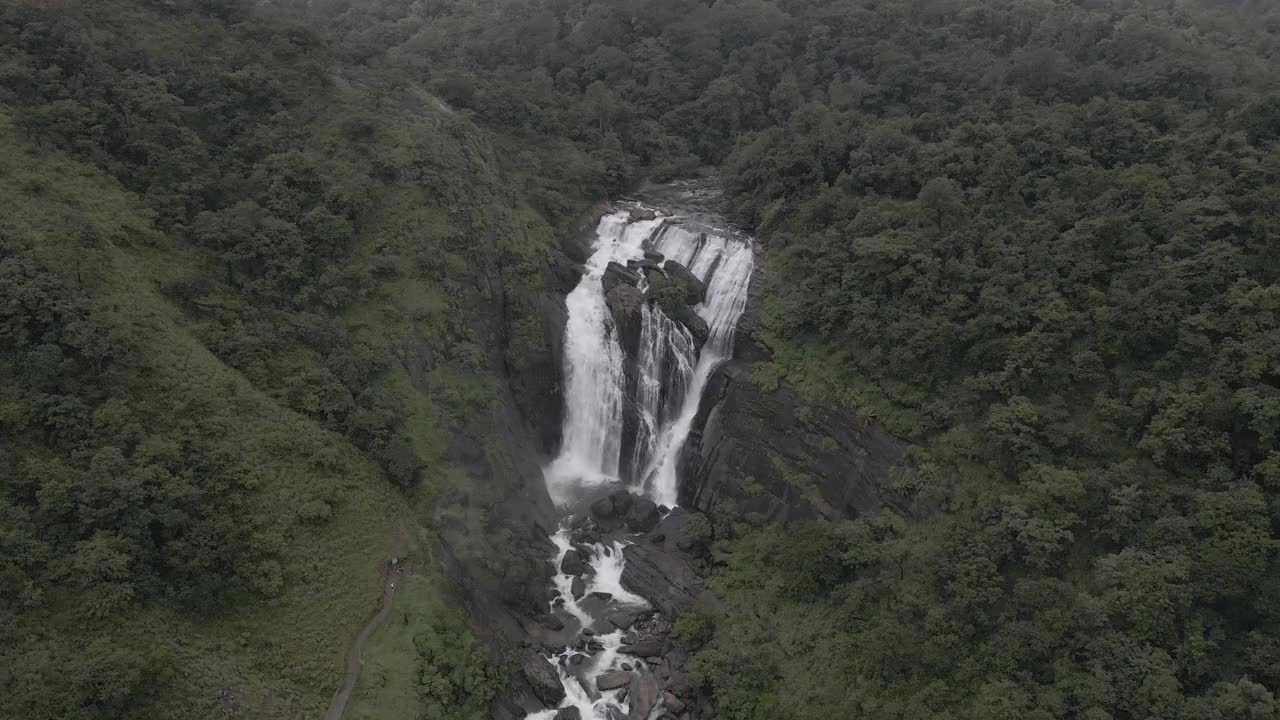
[0,1,584,717]
[291,0,1280,717]
[7,0,1280,718]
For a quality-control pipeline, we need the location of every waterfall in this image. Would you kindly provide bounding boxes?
[637,233,754,507]
[544,210,753,508]
[528,203,753,720]
[543,214,662,506]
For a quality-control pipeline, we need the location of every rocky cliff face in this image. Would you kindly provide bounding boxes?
[430,181,912,719]
[680,360,909,524]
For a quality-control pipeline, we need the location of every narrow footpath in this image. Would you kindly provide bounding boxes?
[325,561,408,720]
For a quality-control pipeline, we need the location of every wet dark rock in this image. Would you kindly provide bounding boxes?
[582,628,595,636]
[597,671,631,691]
[590,495,616,518]
[554,708,582,720]
[662,260,706,305]
[604,261,642,293]
[606,283,645,358]
[542,614,565,631]
[621,636,667,657]
[610,490,635,516]
[629,206,658,221]
[664,691,687,714]
[644,250,665,264]
[668,669,691,698]
[569,653,585,666]
[658,505,670,514]
[547,250,584,295]
[560,550,585,576]
[628,671,661,720]
[589,591,613,601]
[625,498,661,532]
[681,360,909,524]
[619,514,713,617]
[628,257,663,273]
[571,576,585,599]
[649,533,665,544]
[608,611,640,631]
[522,649,565,706]
[683,313,709,350]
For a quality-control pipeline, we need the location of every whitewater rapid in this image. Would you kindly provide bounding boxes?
[529,204,753,720]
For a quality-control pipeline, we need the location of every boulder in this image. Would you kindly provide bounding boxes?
[664,691,687,714]
[560,550,585,576]
[629,206,657,221]
[620,525,709,617]
[609,490,634,517]
[608,611,640,630]
[554,708,582,720]
[522,650,565,706]
[606,284,645,358]
[590,495,616,518]
[603,262,642,293]
[542,614,565,631]
[644,250,665,264]
[662,260,706,305]
[625,498,661,533]
[621,636,667,657]
[682,313,709,350]
[628,671,661,720]
[597,671,631,691]
[571,576,586,599]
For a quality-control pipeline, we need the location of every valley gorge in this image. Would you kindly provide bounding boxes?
[443,179,910,720]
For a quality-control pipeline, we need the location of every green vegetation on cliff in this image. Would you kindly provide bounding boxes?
[0,1,572,717]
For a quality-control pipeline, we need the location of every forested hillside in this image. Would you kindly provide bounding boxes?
[0,1,586,717]
[286,0,1280,716]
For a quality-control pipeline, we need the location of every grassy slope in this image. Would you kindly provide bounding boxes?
[0,108,420,718]
[0,60,547,716]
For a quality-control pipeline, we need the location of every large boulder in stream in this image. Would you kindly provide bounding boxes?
[625,498,661,532]
[606,283,645,358]
[684,312,709,350]
[662,260,706,305]
[627,671,662,720]
[560,549,586,576]
[521,649,565,706]
[603,261,641,293]
[597,671,631,691]
[554,708,581,720]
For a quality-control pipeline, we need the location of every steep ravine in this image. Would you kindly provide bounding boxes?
[437,179,909,720]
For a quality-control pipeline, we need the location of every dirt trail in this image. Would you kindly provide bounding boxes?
[325,562,407,720]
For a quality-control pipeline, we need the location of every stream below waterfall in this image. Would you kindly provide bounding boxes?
[527,200,754,720]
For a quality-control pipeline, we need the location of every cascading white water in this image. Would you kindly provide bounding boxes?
[543,214,662,506]
[629,303,696,486]
[529,204,753,720]
[638,226,755,507]
[544,211,753,507]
